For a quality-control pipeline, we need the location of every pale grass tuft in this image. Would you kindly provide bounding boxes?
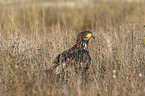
[113,70,116,74]
[139,73,142,78]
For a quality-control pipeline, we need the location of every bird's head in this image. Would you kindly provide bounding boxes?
[77,30,95,43]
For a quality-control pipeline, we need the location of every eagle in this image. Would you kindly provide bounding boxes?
[47,30,95,83]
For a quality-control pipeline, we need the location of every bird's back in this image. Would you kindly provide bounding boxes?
[52,45,91,72]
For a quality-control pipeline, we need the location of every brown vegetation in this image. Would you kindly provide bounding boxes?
[0,1,145,96]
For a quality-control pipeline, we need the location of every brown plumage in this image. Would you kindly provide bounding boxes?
[47,30,95,83]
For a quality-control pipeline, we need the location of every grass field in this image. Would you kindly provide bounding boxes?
[0,0,145,96]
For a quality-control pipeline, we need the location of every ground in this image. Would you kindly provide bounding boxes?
[0,0,145,96]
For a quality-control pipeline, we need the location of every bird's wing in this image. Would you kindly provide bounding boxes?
[72,49,91,72]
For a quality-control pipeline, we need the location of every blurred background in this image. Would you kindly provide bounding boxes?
[0,0,145,96]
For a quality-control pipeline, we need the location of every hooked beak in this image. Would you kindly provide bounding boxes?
[92,33,95,39]
[86,33,95,39]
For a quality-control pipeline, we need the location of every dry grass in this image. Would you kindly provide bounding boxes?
[0,1,145,96]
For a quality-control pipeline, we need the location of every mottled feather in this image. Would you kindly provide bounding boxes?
[48,31,95,83]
